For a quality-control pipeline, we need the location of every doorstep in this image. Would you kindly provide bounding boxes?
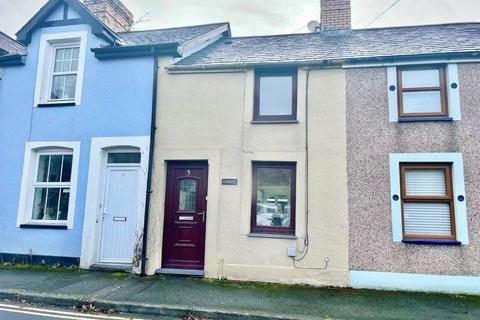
[156,268,204,277]
[90,263,133,273]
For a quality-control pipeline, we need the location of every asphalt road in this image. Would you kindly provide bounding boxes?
[0,302,177,320]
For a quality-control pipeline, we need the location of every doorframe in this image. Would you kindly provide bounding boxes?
[146,148,221,276]
[79,136,149,273]
[160,160,209,273]
[97,163,141,264]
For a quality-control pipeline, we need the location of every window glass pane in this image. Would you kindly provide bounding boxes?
[37,155,49,182]
[48,155,62,182]
[45,188,60,220]
[58,188,70,220]
[403,202,452,236]
[32,188,47,220]
[402,91,441,114]
[179,179,197,211]
[61,155,72,182]
[50,75,65,99]
[259,75,293,116]
[64,75,77,99]
[72,47,80,59]
[402,69,440,88]
[107,152,141,164]
[405,169,446,196]
[256,167,291,227]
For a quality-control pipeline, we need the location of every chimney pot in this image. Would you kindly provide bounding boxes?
[321,0,351,35]
[84,0,134,32]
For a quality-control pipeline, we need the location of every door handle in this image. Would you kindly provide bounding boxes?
[197,211,205,223]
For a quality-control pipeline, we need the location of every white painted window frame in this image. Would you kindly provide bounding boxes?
[34,31,87,106]
[17,141,81,229]
[388,64,461,122]
[389,153,468,244]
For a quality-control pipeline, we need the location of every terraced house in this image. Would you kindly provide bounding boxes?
[1,0,479,295]
[0,0,228,273]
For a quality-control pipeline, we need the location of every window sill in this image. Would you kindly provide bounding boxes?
[398,117,453,123]
[248,233,297,240]
[37,102,76,108]
[402,239,461,246]
[19,224,68,230]
[251,120,299,124]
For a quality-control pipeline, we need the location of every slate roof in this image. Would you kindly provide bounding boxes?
[117,22,229,46]
[174,23,480,66]
[0,31,26,57]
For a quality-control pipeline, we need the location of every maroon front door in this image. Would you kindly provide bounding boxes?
[162,161,208,270]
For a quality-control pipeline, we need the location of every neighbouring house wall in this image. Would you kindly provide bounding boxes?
[346,64,480,276]
[0,23,153,260]
[147,59,349,287]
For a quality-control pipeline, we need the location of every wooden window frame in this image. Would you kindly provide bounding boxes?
[399,163,456,240]
[251,162,296,235]
[397,65,449,119]
[253,68,298,122]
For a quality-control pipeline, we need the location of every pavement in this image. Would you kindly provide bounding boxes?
[0,268,479,320]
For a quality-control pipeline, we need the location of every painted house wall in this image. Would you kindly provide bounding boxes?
[0,22,153,260]
[146,58,349,287]
[346,64,480,277]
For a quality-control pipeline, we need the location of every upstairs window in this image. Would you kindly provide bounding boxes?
[50,46,80,101]
[387,64,461,122]
[397,65,448,119]
[253,69,297,122]
[34,31,87,107]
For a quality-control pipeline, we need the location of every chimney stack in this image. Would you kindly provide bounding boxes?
[321,0,351,34]
[84,0,134,32]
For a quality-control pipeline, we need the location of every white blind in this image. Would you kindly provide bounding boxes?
[405,169,446,196]
[402,69,440,88]
[404,202,452,236]
[402,91,442,114]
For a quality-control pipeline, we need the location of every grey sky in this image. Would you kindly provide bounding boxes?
[0,0,479,38]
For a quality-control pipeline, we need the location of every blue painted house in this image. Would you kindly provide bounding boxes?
[0,0,229,273]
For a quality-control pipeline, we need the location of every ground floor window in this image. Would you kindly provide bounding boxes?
[251,162,296,235]
[389,153,468,244]
[400,163,455,240]
[17,141,80,229]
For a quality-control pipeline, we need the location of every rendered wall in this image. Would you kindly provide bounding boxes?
[346,64,480,276]
[147,59,349,287]
[0,23,153,259]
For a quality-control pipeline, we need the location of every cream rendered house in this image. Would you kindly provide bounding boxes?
[145,1,350,287]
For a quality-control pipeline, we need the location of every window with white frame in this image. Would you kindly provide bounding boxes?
[387,64,461,122]
[17,142,80,229]
[32,153,73,221]
[50,46,80,101]
[34,32,86,106]
[389,153,469,244]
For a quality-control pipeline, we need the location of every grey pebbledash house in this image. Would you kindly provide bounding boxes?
[145,0,480,294]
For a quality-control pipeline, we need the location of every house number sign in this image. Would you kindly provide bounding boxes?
[222,179,238,185]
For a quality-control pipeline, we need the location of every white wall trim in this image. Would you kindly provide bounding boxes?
[79,136,150,272]
[387,67,398,122]
[350,271,480,295]
[16,141,81,229]
[33,31,88,107]
[389,153,468,244]
[446,64,461,120]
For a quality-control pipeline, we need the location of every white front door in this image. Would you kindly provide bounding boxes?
[98,165,140,264]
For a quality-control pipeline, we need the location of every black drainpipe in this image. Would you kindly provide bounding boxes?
[140,54,159,276]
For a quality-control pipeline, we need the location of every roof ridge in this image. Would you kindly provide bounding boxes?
[118,22,229,34]
[354,21,480,32]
